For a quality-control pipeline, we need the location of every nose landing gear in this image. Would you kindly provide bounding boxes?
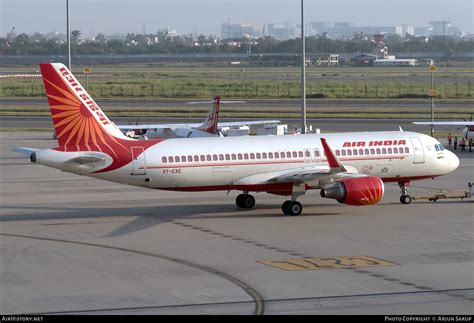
[399,181,412,204]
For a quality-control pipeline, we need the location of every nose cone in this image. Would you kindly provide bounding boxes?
[446,150,460,173]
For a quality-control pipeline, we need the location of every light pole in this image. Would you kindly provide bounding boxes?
[66,0,71,70]
[300,0,306,134]
[429,64,437,137]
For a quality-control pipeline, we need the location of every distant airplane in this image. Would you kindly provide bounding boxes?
[413,119,474,140]
[14,63,459,216]
[117,96,280,139]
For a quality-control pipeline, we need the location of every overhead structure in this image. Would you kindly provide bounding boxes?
[66,0,71,70]
[300,0,307,134]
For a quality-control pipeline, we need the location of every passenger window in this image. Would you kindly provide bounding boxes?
[286,152,291,158]
[250,153,255,159]
[238,153,243,160]
[256,153,261,159]
[314,149,320,157]
[336,150,340,156]
[231,154,237,160]
[376,148,381,154]
[188,155,193,162]
[269,152,274,159]
[244,153,249,159]
[370,148,375,154]
[219,154,224,161]
[364,148,369,155]
[200,155,205,162]
[359,149,364,155]
[169,156,174,163]
[388,148,392,154]
[213,155,218,161]
[341,150,346,156]
[225,154,230,160]
[347,150,352,156]
[175,156,180,162]
[353,149,358,156]
[305,150,310,157]
[298,151,303,158]
[194,155,199,162]
[382,148,387,154]
[262,152,267,159]
[162,156,167,163]
[181,155,186,162]
[274,152,279,158]
[207,155,212,161]
[393,147,398,154]
[405,147,410,153]
[292,151,298,158]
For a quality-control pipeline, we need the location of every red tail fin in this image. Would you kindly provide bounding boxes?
[40,63,128,147]
[196,96,220,134]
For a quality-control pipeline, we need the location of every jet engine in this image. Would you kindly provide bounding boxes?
[320,176,384,206]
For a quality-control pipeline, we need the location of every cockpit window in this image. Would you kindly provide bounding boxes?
[435,144,446,151]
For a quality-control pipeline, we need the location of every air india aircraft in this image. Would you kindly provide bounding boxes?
[15,63,460,215]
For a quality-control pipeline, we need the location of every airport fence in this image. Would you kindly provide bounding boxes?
[0,81,472,99]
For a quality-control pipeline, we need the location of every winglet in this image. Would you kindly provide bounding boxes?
[320,138,346,173]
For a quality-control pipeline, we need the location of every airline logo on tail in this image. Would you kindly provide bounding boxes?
[40,63,127,147]
[40,63,161,173]
[197,96,220,134]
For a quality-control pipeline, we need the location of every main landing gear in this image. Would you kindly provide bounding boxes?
[399,181,412,205]
[235,186,304,216]
[236,193,255,209]
[281,200,303,216]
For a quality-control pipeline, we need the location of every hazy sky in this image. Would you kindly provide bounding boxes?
[1,0,472,37]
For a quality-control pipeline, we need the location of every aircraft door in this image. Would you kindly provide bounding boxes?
[409,137,425,164]
[131,146,146,175]
[313,148,322,163]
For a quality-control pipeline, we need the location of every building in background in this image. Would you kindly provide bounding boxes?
[267,23,294,41]
[221,23,256,39]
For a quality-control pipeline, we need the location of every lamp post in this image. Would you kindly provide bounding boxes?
[66,0,71,70]
[300,0,306,134]
[429,64,437,137]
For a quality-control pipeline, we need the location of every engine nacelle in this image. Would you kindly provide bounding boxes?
[320,176,384,206]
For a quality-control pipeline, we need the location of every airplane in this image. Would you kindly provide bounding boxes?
[14,63,460,216]
[117,96,280,139]
[413,120,474,140]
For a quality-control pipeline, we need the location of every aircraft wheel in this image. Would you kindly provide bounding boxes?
[283,201,303,216]
[236,194,245,208]
[400,195,412,205]
[281,200,292,215]
[236,194,255,209]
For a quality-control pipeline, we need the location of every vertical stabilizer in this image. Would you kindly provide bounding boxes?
[40,63,129,147]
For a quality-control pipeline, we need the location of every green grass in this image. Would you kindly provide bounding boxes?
[1,63,472,99]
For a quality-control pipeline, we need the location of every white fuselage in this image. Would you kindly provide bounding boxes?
[43,131,458,192]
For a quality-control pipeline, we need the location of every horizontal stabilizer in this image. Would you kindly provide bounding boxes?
[13,147,42,156]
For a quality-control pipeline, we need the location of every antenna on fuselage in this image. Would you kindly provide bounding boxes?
[399,126,404,132]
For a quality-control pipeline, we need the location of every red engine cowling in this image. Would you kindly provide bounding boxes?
[320,176,384,206]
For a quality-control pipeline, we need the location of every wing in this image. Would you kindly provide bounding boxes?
[117,123,202,131]
[413,121,474,126]
[233,138,364,187]
[217,120,281,128]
